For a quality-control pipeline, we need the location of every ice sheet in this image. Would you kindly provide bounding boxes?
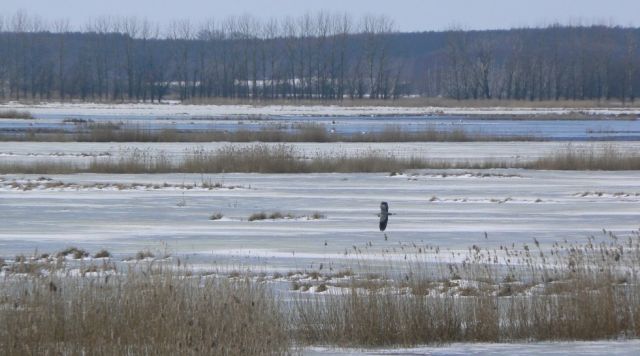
[2,170,639,268]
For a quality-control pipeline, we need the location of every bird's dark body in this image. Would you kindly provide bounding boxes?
[379,219,388,231]
[379,201,390,231]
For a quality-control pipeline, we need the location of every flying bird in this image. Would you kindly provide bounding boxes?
[379,201,392,231]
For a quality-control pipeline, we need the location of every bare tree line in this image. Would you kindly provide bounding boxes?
[0,11,399,102]
[0,10,638,103]
[426,26,640,102]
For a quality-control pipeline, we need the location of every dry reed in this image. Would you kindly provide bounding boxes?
[0,110,33,119]
[526,145,640,170]
[3,144,640,174]
[295,231,640,347]
[0,267,290,355]
[0,123,536,142]
[0,232,638,351]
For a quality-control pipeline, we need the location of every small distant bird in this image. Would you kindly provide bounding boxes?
[379,202,393,231]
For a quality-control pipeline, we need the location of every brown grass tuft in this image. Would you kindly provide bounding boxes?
[209,212,224,220]
[0,110,34,119]
[56,247,89,259]
[135,250,155,260]
[248,212,268,221]
[94,249,111,258]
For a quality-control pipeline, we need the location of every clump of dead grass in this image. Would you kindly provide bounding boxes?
[134,250,155,260]
[0,110,33,119]
[248,211,296,221]
[248,211,325,221]
[248,212,268,221]
[94,249,111,258]
[309,212,326,220]
[209,212,224,220]
[56,247,89,259]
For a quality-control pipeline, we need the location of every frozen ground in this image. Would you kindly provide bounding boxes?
[1,169,639,270]
[3,141,640,166]
[2,105,639,352]
[2,105,639,353]
[2,101,640,117]
[305,340,640,355]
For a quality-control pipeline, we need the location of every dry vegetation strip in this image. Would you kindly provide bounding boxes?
[295,234,640,346]
[524,145,640,170]
[0,234,639,351]
[248,211,325,221]
[0,269,290,355]
[0,110,33,119]
[2,144,640,174]
[295,285,639,346]
[0,144,500,174]
[0,123,538,142]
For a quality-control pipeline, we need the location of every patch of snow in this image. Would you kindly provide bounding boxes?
[3,102,640,118]
[304,339,640,355]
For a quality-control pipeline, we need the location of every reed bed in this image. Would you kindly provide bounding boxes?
[0,110,33,120]
[0,144,486,174]
[180,145,441,173]
[0,233,639,351]
[0,123,536,142]
[2,144,639,174]
[0,160,84,174]
[294,231,640,347]
[526,145,640,170]
[0,266,290,355]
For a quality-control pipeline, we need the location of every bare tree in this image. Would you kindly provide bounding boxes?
[623,32,637,103]
[471,38,493,99]
[52,18,70,100]
[167,19,193,100]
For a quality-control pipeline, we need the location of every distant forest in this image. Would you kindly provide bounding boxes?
[0,11,639,102]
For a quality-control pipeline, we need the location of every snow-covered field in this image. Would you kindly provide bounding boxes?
[306,340,640,355]
[2,169,639,269]
[2,105,640,352]
[2,101,640,118]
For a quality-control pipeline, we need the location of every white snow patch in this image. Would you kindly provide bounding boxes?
[304,339,640,355]
[3,101,640,118]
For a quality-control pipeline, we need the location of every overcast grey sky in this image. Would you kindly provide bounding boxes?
[3,0,640,32]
